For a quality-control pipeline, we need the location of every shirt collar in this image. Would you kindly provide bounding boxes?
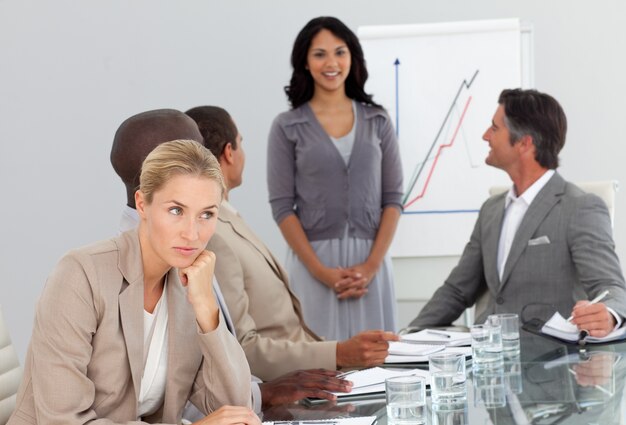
[504,169,556,209]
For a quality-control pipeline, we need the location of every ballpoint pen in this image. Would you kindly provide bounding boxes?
[426,330,451,339]
[567,290,609,321]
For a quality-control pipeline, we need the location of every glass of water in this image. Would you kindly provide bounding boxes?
[470,323,503,369]
[385,375,426,425]
[503,353,523,394]
[431,401,468,425]
[429,352,467,406]
[488,313,520,355]
[472,364,507,408]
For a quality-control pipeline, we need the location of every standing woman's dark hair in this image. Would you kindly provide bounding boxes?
[285,16,381,108]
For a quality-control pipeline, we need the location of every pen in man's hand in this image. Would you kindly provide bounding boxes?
[567,289,610,322]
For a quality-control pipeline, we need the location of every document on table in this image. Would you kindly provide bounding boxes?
[303,367,429,405]
[541,312,626,343]
[388,341,445,356]
[265,416,377,425]
[385,346,473,364]
[401,329,471,346]
[333,367,430,397]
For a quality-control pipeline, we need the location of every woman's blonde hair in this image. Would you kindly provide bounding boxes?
[139,139,225,204]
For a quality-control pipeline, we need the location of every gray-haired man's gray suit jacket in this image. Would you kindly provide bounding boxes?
[411,172,626,327]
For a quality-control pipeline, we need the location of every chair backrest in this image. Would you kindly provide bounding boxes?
[489,180,618,227]
[577,181,619,227]
[0,305,21,425]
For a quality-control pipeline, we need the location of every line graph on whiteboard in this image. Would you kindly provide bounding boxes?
[402,70,479,213]
[359,20,528,256]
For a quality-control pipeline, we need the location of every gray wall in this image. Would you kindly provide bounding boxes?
[1,0,625,361]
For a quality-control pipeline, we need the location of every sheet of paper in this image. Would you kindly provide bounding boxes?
[542,312,579,341]
[265,416,377,425]
[333,367,430,396]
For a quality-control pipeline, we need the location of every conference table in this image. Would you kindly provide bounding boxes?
[261,331,626,424]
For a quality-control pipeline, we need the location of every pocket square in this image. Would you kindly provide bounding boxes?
[528,235,550,246]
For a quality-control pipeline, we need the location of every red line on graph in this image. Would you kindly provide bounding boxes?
[403,96,473,209]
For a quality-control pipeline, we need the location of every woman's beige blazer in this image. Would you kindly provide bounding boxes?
[8,230,251,424]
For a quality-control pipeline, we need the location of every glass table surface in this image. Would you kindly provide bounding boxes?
[261,330,626,425]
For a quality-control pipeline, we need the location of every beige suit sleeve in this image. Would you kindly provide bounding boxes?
[188,316,252,412]
[24,253,146,425]
[209,231,337,381]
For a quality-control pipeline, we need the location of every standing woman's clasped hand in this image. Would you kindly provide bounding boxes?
[314,260,381,300]
[312,264,369,299]
[336,261,380,299]
[328,262,381,300]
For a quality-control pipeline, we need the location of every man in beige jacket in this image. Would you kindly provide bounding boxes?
[186,106,398,381]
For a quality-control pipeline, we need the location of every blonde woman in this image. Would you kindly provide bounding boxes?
[9,140,258,425]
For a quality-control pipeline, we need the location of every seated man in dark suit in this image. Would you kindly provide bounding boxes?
[185,106,398,382]
[409,89,626,337]
[110,109,352,411]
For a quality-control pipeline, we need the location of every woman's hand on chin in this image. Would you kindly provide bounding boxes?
[179,250,220,333]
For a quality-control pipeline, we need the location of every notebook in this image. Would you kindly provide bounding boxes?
[541,312,626,343]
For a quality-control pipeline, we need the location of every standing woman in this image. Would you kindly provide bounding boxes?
[9,140,259,425]
[267,17,403,340]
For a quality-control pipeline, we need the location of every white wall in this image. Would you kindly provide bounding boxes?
[1,0,625,361]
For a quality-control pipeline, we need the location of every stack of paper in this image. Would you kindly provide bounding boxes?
[401,329,472,346]
[265,416,377,425]
[388,341,445,356]
[331,367,430,398]
[385,346,472,364]
[541,312,626,343]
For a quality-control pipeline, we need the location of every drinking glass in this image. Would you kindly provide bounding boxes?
[488,313,520,355]
[429,352,467,405]
[471,323,503,369]
[473,364,507,408]
[385,375,426,425]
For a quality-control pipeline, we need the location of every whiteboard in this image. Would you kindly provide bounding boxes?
[359,19,534,257]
